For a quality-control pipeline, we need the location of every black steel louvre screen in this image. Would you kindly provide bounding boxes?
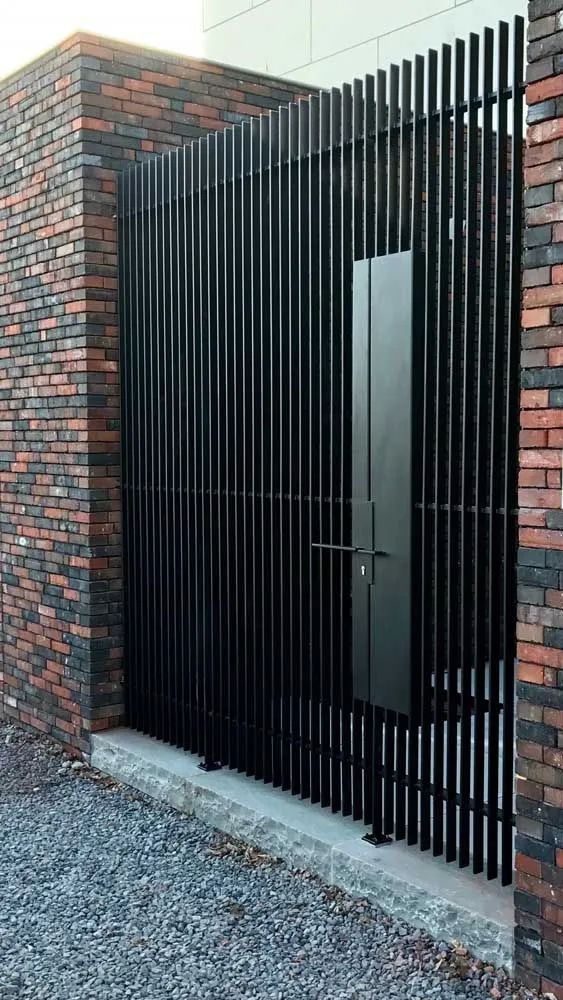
[118,17,524,884]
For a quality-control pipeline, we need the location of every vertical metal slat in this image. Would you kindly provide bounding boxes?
[487,20,509,881]
[432,42,452,859]
[502,14,524,887]
[309,95,321,805]
[459,32,480,869]
[395,59,413,845]
[473,26,494,876]
[408,53,425,848]
[420,48,438,853]
[341,82,353,819]
[445,37,465,864]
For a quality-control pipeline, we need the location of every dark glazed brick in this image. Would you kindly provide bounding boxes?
[518,566,559,587]
[525,244,563,267]
[530,98,558,126]
[519,548,548,567]
[516,834,556,863]
[529,0,563,20]
[526,182,556,205]
[516,889,543,916]
[522,368,563,387]
[529,14,557,40]
[518,682,563,709]
[546,627,563,648]
[529,29,563,60]
[517,718,558,746]
[517,584,545,605]
[527,54,555,81]
[526,224,553,248]
[515,924,543,952]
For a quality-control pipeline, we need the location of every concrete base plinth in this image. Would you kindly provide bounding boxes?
[91,728,513,971]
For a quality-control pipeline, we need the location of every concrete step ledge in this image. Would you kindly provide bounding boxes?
[91,728,514,971]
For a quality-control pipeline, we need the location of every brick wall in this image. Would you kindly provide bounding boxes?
[516,2,563,995]
[0,33,312,755]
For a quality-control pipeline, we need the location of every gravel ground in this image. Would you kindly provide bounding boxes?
[0,721,539,1000]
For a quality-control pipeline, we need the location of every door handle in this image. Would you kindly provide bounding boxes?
[311,542,388,557]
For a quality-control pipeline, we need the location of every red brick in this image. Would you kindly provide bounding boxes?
[525,283,563,306]
[545,708,563,728]
[518,775,544,800]
[527,137,563,166]
[527,159,563,185]
[520,449,563,468]
[121,93,169,112]
[8,88,26,106]
[519,737,545,760]
[520,468,547,486]
[520,527,563,549]
[520,428,548,446]
[527,202,563,227]
[117,102,153,121]
[519,509,547,527]
[124,77,154,93]
[518,643,563,668]
[522,408,563,427]
[528,76,563,104]
[517,853,543,877]
[521,388,550,408]
[518,661,546,684]
[523,307,551,328]
[101,84,130,101]
[520,486,560,507]
[519,448,561,469]
[71,116,114,133]
[529,118,563,146]
[140,69,183,87]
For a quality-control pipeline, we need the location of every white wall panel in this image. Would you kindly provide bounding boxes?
[202,0,310,76]
[311,0,454,62]
[289,38,379,89]
[202,0,528,89]
[378,0,526,73]
[204,0,252,31]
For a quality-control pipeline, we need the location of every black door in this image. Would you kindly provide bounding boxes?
[352,252,419,717]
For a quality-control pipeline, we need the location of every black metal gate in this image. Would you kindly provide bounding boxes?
[118,17,524,884]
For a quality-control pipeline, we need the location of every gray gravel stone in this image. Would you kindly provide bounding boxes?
[0,721,535,1000]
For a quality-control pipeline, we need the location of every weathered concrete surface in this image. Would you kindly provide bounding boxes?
[91,728,514,970]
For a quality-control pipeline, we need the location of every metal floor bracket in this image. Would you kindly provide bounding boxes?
[362,831,393,848]
[198,760,222,773]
